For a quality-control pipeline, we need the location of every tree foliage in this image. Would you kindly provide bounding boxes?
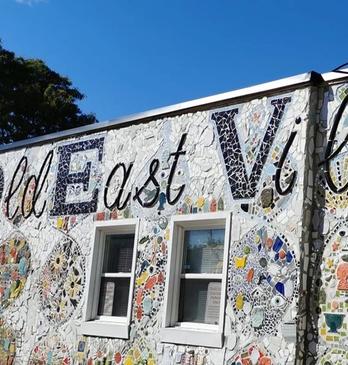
[0,41,97,144]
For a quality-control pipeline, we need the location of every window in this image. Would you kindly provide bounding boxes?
[161,212,231,348]
[81,219,139,339]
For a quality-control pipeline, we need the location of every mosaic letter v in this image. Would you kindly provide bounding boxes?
[211,97,291,199]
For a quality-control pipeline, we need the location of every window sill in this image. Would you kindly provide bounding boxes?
[80,320,129,339]
[281,322,296,342]
[160,327,223,348]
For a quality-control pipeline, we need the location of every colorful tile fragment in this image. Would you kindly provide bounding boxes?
[0,233,30,311]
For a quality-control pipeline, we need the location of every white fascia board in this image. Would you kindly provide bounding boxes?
[322,68,348,83]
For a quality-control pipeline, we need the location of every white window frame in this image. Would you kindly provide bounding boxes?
[80,218,139,339]
[160,211,232,348]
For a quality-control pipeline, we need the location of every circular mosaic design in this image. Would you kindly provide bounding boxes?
[0,233,31,311]
[39,237,85,325]
[320,348,348,365]
[29,335,71,365]
[0,319,16,364]
[228,226,298,336]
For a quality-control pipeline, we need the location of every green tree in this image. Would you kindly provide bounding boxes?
[0,41,97,144]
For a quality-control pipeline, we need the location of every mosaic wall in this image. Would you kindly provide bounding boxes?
[0,83,320,364]
[311,82,348,364]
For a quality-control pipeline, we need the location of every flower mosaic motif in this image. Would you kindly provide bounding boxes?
[0,233,31,312]
[38,237,85,325]
[228,226,297,336]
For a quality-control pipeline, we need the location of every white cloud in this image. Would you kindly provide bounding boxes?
[15,0,47,5]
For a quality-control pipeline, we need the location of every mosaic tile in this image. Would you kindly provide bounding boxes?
[0,319,17,364]
[0,232,30,312]
[228,343,274,365]
[211,96,291,200]
[49,136,105,231]
[228,226,298,337]
[38,237,85,325]
[0,84,314,363]
[28,335,71,365]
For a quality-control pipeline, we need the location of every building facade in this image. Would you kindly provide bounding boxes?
[0,70,348,364]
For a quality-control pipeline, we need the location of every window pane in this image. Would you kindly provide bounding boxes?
[97,277,130,317]
[178,279,221,324]
[182,229,224,274]
[103,234,134,273]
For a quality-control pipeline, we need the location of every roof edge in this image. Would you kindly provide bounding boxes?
[0,70,327,153]
[322,68,348,82]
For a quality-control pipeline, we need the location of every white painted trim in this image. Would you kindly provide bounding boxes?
[128,219,140,325]
[281,322,296,343]
[101,272,132,278]
[322,69,348,82]
[94,218,139,231]
[161,211,232,348]
[81,218,140,339]
[171,211,228,227]
[219,212,232,335]
[160,327,223,348]
[80,321,129,339]
[180,273,222,280]
[176,322,218,331]
[95,315,128,322]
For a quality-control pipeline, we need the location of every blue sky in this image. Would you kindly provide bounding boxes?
[0,0,346,122]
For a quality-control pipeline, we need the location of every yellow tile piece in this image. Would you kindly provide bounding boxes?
[133,349,141,360]
[197,196,205,208]
[327,258,334,269]
[136,271,149,286]
[148,355,155,365]
[124,356,133,365]
[57,217,64,229]
[236,293,244,310]
[165,228,170,241]
[235,256,247,269]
